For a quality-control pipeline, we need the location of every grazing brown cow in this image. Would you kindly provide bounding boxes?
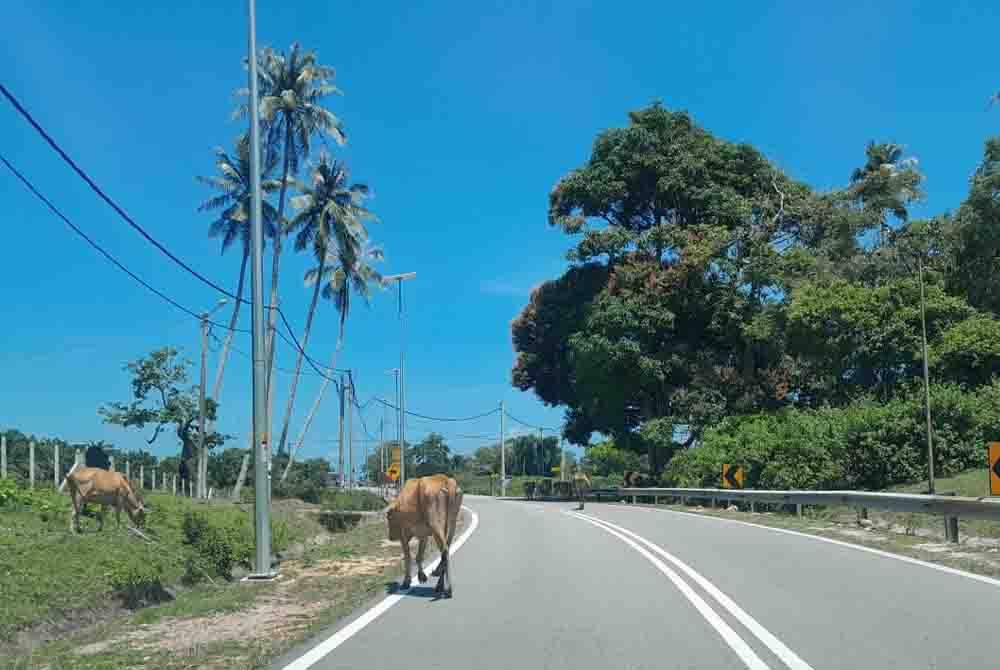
[386,474,463,597]
[67,467,146,532]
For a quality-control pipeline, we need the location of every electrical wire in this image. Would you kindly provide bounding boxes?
[503,410,558,433]
[1,152,247,333]
[370,397,500,423]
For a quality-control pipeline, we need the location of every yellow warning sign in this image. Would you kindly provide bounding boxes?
[387,463,400,482]
[988,442,1000,496]
[722,464,744,489]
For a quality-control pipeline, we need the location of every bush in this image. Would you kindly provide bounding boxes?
[182,511,252,580]
[274,478,325,504]
[322,490,386,512]
[107,559,169,608]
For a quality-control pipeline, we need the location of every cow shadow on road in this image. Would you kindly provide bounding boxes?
[384,581,449,602]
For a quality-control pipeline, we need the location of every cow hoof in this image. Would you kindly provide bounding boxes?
[417,571,428,584]
[400,577,411,590]
[431,565,443,578]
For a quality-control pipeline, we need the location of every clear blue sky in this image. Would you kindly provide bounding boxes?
[2,1,998,467]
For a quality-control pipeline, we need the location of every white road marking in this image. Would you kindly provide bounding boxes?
[281,505,480,670]
[613,504,1000,589]
[576,512,815,670]
[569,512,771,670]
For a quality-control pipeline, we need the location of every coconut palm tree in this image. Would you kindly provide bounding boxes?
[281,242,384,481]
[196,133,282,402]
[235,42,346,438]
[849,141,924,248]
[273,155,377,457]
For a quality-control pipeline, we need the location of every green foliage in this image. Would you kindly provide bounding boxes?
[582,441,640,476]
[107,558,168,609]
[322,490,386,512]
[412,432,451,477]
[0,478,64,521]
[931,315,1000,387]
[99,347,230,464]
[182,511,252,580]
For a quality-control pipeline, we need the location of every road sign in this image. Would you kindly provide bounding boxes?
[387,463,400,482]
[722,464,744,489]
[391,448,401,465]
[989,443,1000,496]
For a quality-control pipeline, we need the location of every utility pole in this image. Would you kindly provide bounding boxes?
[347,372,354,489]
[246,0,274,580]
[379,415,385,497]
[559,434,565,482]
[499,401,505,496]
[919,256,935,494]
[199,300,227,500]
[338,373,346,487]
[383,273,415,485]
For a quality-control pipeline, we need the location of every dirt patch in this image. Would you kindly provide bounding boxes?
[292,557,399,579]
[832,528,888,542]
[3,595,128,657]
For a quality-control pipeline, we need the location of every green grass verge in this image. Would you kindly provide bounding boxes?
[0,485,322,646]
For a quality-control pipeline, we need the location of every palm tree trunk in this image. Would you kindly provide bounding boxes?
[265,121,295,452]
[281,338,343,482]
[275,252,326,456]
[212,247,249,402]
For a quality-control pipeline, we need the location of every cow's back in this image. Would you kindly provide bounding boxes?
[68,467,131,500]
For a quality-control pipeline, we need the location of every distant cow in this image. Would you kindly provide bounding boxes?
[67,467,146,533]
[623,471,654,488]
[386,474,463,597]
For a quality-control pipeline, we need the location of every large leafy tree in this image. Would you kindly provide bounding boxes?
[274,155,376,456]
[413,433,451,476]
[196,133,282,403]
[517,103,839,471]
[236,43,346,440]
[100,348,229,472]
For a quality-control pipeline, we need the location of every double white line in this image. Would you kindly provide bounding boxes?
[569,511,814,670]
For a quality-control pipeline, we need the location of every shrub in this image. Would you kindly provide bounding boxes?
[182,511,252,580]
[322,490,386,512]
[107,559,169,608]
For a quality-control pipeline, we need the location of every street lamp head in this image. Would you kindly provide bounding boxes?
[382,272,416,283]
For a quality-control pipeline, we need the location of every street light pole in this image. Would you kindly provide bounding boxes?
[246,0,274,580]
[919,256,935,494]
[383,273,415,486]
[199,299,227,500]
[499,401,505,496]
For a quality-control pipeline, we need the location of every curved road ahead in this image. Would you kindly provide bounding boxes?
[277,495,1000,670]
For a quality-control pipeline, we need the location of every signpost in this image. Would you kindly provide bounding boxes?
[722,464,745,490]
[989,442,1000,496]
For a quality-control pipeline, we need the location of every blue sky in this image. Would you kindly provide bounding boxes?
[2,1,998,468]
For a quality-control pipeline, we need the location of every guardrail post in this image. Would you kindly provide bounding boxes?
[796,504,803,518]
[750,501,755,513]
[945,517,959,543]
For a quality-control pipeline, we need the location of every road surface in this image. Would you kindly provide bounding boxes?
[276,495,1000,670]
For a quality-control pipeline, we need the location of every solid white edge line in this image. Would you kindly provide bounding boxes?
[568,511,771,670]
[611,504,1000,589]
[577,512,814,670]
[281,505,481,670]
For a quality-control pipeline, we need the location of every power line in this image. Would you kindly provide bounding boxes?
[370,397,500,423]
[1,83,243,304]
[1,152,246,334]
[503,409,558,433]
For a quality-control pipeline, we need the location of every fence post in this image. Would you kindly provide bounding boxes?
[152,468,157,491]
[172,475,177,496]
[53,442,60,487]
[1,435,6,478]
[139,464,145,489]
[29,441,35,489]
[796,504,803,518]
[125,461,130,483]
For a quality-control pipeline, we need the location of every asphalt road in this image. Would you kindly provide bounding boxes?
[277,495,1000,670]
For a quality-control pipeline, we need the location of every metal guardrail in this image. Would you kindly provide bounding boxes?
[616,487,1000,543]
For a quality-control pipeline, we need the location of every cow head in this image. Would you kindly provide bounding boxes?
[126,491,147,527]
[386,505,401,542]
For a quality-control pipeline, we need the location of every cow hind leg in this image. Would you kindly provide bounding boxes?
[416,537,429,583]
[98,505,107,531]
[400,532,413,590]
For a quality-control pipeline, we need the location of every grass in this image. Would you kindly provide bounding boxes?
[890,468,995,498]
[2,509,457,670]
[321,489,386,512]
[0,483,322,647]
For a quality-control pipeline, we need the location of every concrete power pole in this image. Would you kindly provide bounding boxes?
[347,373,354,489]
[338,373,346,488]
[246,0,274,580]
[919,256,936,494]
[499,401,505,497]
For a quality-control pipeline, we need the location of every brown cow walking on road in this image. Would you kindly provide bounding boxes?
[67,467,146,532]
[386,474,463,597]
